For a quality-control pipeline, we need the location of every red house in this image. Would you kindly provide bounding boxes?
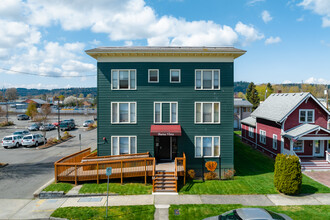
[241,92,330,170]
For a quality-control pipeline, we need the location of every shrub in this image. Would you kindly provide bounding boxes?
[62,131,73,140]
[47,137,59,145]
[274,154,302,195]
[204,172,217,180]
[0,121,14,127]
[205,161,217,172]
[187,169,196,179]
[223,169,236,180]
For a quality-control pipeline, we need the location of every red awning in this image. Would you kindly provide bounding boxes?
[150,125,182,136]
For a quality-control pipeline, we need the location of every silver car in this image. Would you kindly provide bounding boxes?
[40,123,55,131]
[2,135,23,149]
[203,208,292,220]
[22,134,47,147]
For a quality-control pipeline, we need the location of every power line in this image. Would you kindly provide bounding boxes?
[0,67,96,78]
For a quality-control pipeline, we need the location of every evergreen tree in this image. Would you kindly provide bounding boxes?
[266,83,274,97]
[246,82,260,110]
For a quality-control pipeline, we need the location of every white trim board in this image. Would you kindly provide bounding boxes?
[97,57,235,62]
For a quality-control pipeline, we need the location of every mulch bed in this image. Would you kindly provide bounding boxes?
[0,163,8,168]
[37,136,75,150]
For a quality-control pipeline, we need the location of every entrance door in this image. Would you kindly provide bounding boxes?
[313,140,324,157]
[155,137,171,160]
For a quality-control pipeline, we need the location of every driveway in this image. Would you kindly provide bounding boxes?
[0,125,96,199]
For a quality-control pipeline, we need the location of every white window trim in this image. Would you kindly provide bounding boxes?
[195,136,221,158]
[154,102,178,124]
[260,130,266,144]
[248,127,254,138]
[111,136,137,155]
[170,69,181,83]
[111,69,137,90]
[293,140,304,153]
[273,134,277,150]
[148,69,159,83]
[299,109,315,123]
[111,102,137,124]
[194,102,221,124]
[195,69,220,90]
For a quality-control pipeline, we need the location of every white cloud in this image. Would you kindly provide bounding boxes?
[2,82,60,89]
[265,36,281,45]
[282,80,292,84]
[247,0,265,6]
[235,22,264,46]
[297,16,304,22]
[304,77,330,84]
[299,0,330,27]
[261,10,273,23]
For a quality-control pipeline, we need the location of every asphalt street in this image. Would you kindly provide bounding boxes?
[0,115,97,199]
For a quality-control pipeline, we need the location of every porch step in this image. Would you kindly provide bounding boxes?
[153,171,177,193]
[301,161,330,171]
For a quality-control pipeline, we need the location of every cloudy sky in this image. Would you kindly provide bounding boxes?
[0,0,330,89]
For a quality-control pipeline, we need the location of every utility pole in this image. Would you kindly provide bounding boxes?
[56,96,61,140]
[325,85,329,110]
[5,98,8,123]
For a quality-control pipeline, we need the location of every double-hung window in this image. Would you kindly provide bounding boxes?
[170,69,180,83]
[111,136,136,155]
[195,102,220,124]
[299,109,314,123]
[249,127,254,138]
[111,102,136,124]
[273,134,277,150]
[195,69,220,90]
[148,69,159,83]
[195,136,220,157]
[154,102,178,123]
[260,130,266,144]
[111,70,136,90]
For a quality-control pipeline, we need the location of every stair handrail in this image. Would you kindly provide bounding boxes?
[326,151,330,163]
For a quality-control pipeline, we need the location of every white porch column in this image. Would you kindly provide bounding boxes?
[290,139,293,152]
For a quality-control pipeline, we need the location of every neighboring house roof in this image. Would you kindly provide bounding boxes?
[24,99,47,105]
[234,98,253,107]
[241,116,256,127]
[282,124,330,139]
[251,92,330,123]
[86,46,246,59]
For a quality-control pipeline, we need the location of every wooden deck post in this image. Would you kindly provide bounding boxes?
[121,161,123,184]
[96,163,99,184]
[75,164,77,185]
[144,159,147,185]
[54,164,57,183]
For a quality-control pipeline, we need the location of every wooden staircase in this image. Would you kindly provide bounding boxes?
[153,171,177,193]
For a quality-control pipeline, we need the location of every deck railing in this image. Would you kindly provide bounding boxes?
[282,148,301,163]
[175,152,186,186]
[326,151,330,163]
[55,149,156,185]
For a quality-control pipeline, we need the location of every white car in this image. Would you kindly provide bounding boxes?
[22,134,47,147]
[2,135,23,149]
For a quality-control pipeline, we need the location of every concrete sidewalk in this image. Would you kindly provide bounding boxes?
[1,193,329,219]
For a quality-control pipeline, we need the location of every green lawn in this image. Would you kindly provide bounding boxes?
[234,130,241,135]
[169,204,330,220]
[79,182,153,195]
[179,135,330,195]
[51,205,155,220]
[43,182,74,193]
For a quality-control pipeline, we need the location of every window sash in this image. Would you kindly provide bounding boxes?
[293,140,303,152]
[195,102,220,124]
[195,136,220,157]
[273,134,277,150]
[299,110,314,123]
[249,127,254,138]
[195,69,220,90]
[111,102,136,124]
[148,69,159,83]
[111,70,136,90]
[170,69,181,83]
[154,102,178,124]
[260,130,266,144]
[112,136,137,155]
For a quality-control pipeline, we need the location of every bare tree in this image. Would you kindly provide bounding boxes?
[5,88,18,101]
[40,104,52,138]
[0,91,4,102]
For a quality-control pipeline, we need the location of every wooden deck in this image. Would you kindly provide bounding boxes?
[54,148,186,192]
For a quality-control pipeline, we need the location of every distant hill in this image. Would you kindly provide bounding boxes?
[0,87,97,98]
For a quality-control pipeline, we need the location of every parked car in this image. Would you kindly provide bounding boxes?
[28,123,41,131]
[40,123,55,131]
[66,119,76,127]
[13,130,30,136]
[203,208,292,220]
[22,134,46,147]
[83,120,94,127]
[2,135,23,148]
[60,121,75,131]
[17,114,29,120]
[52,121,62,127]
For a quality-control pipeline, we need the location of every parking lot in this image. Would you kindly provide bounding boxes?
[0,114,97,199]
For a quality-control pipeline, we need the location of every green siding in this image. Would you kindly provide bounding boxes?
[97,62,234,173]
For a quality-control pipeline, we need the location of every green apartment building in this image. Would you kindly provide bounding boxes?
[86,47,245,175]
